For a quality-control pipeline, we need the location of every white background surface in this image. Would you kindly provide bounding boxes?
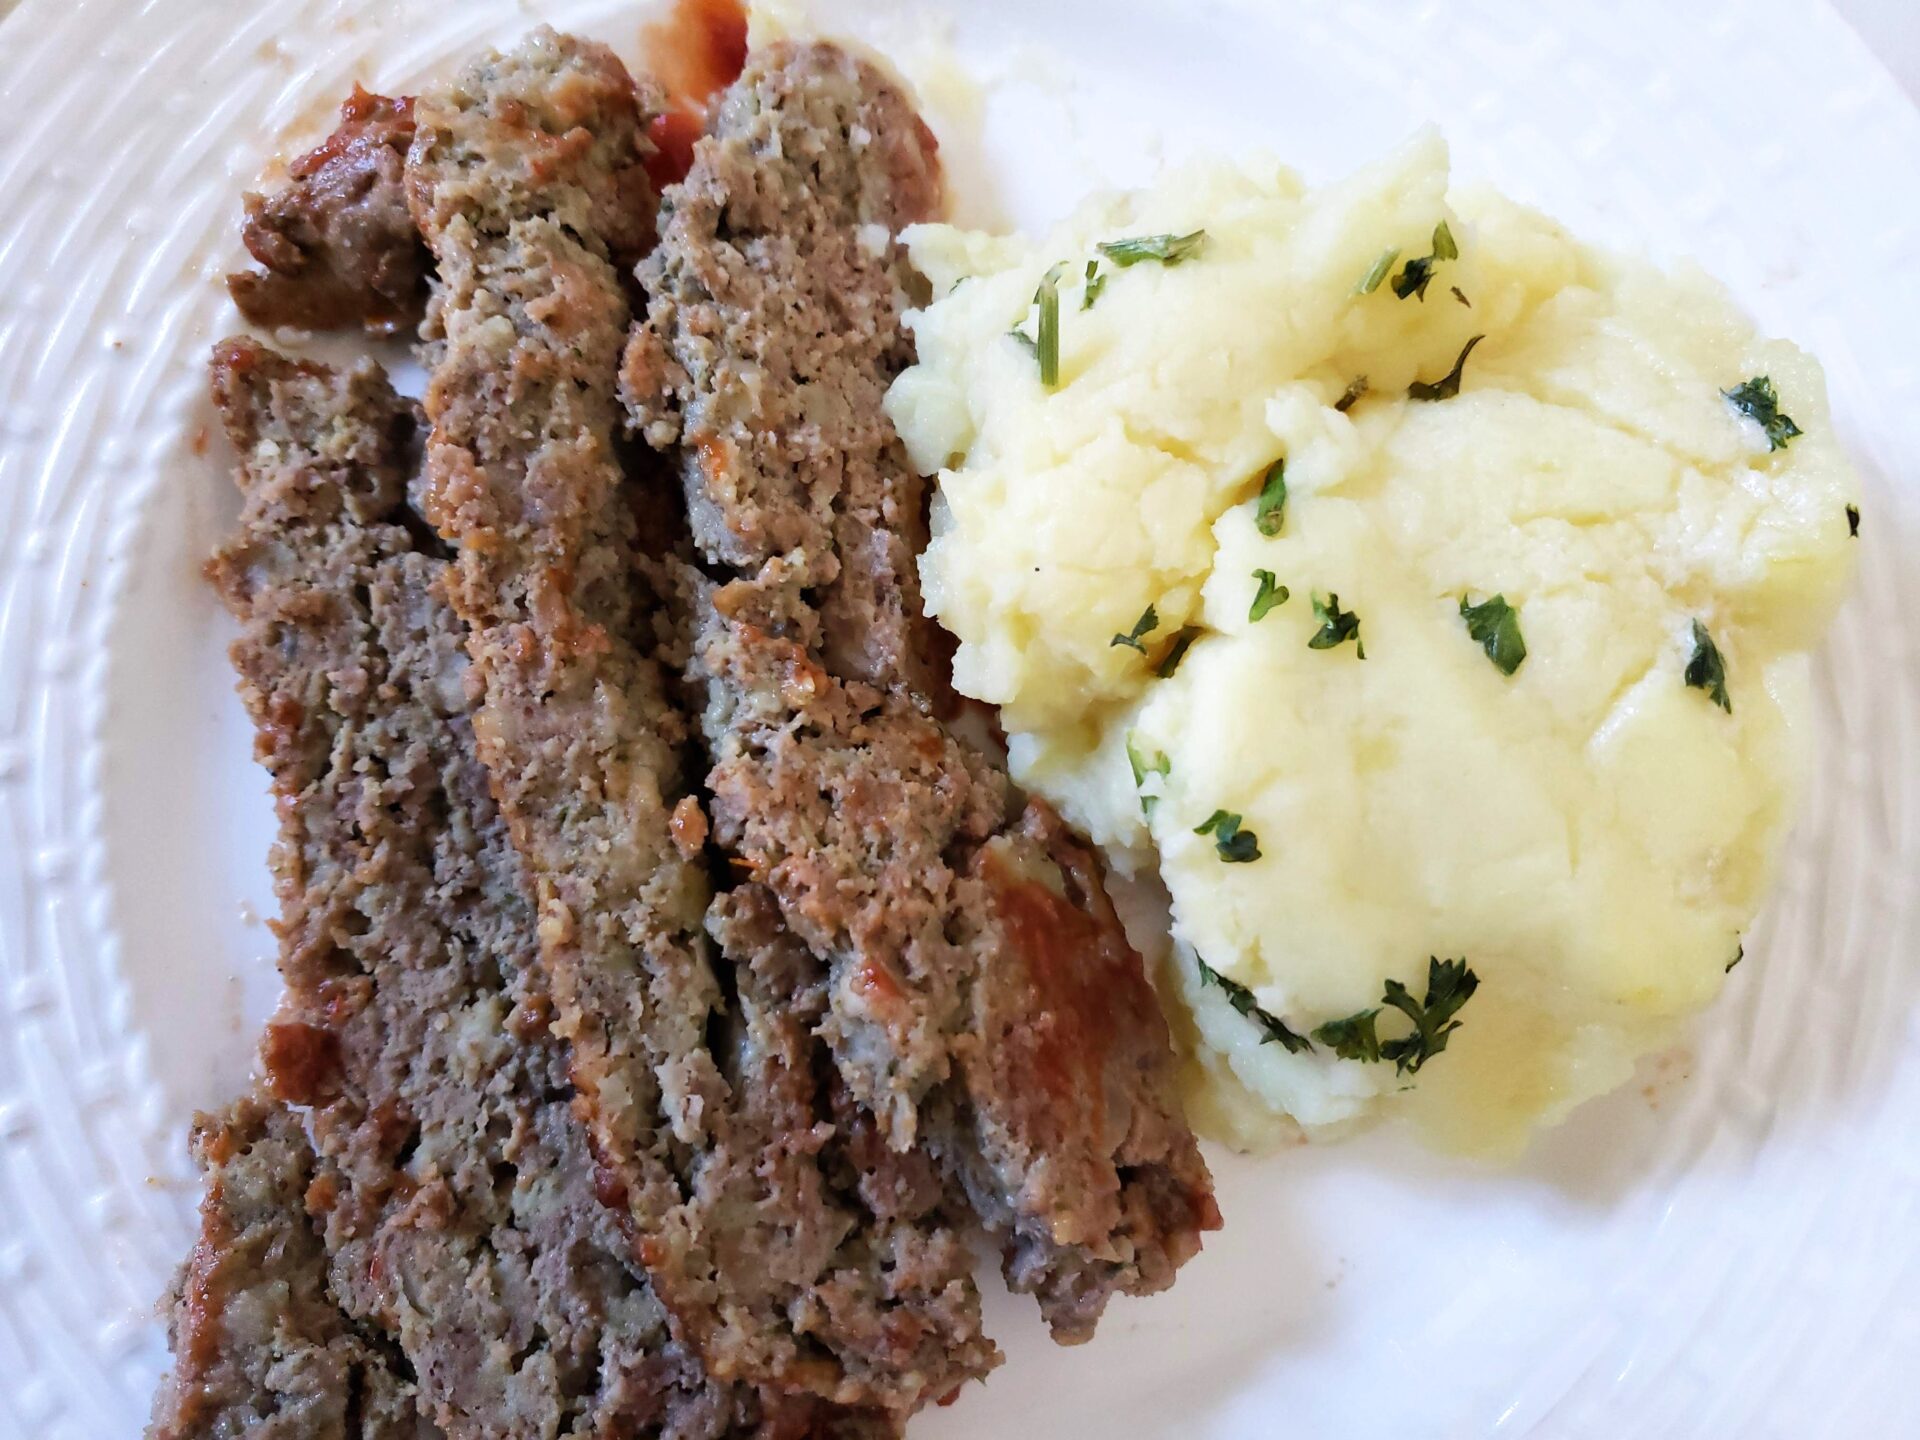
[1,1,1918,1438]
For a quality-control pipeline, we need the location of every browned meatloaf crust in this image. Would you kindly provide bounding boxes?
[406,30,995,1415]
[620,42,1219,1342]
[148,1096,436,1440]
[228,87,429,334]
[183,335,866,1439]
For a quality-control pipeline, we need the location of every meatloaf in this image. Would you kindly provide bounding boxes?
[175,335,857,1439]
[147,1095,435,1440]
[406,30,995,1414]
[227,87,428,334]
[621,42,1219,1342]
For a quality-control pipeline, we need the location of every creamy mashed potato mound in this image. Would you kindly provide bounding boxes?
[885,133,1858,1156]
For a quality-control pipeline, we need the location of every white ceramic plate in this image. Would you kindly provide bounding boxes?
[2,1,1916,1435]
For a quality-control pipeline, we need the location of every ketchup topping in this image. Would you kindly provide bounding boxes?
[640,0,749,189]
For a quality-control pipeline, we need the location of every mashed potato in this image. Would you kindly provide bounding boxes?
[885,133,1858,1156]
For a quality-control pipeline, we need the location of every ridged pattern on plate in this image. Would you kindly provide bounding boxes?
[0,1,1913,1436]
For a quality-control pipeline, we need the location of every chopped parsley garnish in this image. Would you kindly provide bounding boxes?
[1250,569,1290,622]
[1110,603,1160,654]
[1126,733,1171,816]
[1722,375,1801,451]
[1312,1010,1382,1063]
[1314,958,1480,1075]
[1154,625,1202,678]
[1035,264,1062,387]
[1082,258,1107,310]
[1458,593,1527,675]
[1390,221,1459,301]
[1356,247,1399,295]
[1685,619,1731,712]
[1196,956,1310,1052]
[1847,503,1861,537]
[1408,334,1485,402]
[1451,285,1471,307]
[1334,376,1370,413]
[1726,943,1744,974]
[1097,230,1207,267]
[1194,809,1261,862]
[1308,591,1364,657]
[1254,459,1289,536]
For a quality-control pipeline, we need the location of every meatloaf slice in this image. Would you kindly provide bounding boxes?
[227,87,428,334]
[621,42,1219,1342]
[406,30,994,1414]
[198,335,835,1439]
[148,1096,435,1440]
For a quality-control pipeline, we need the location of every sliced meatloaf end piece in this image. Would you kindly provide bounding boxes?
[147,1095,434,1440]
[624,43,1219,1342]
[406,30,993,1413]
[201,335,824,1438]
[228,87,428,334]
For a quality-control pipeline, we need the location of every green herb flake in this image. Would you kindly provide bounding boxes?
[1096,229,1207,268]
[1334,376,1369,413]
[1376,957,1479,1074]
[1356,247,1399,295]
[1110,603,1160,654]
[1194,809,1261,863]
[1081,258,1107,310]
[1846,503,1860,537]
[1196,956,1311,1053]
[1250,570,1290,622]
[1722,375,1801,451]
[1408,334,1485,402]
[1308,591,1364,657]
[1154,625,1203,678]
[1685,619,1731,713]
[1254,459,1288,536]
[1390,222,1459,301]
[1726,943,1744,974]
[1126,733,1172,816]
[1035,264,1062,388]
[1458,593,1527,675]
[1312,1009,1382,1063]
[1451,285,1471,307]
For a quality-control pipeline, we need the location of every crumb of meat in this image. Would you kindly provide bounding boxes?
[623,41,1219,1343]
[407,28,994,1413]
[228,87,428,334]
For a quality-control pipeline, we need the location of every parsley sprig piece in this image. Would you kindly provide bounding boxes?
[1111,604,1160,654]
[1097,229,1207,267]
[1194,809,1261,863]
[1082,258,1107,310]
[1390,220,1459,301]
[1685,619,1731,712]
[1196,956,1310,1053]
[1309,591,1365,657]
[1409,334,1485,401]
[1459,593,1527,675]
[1155,626,1202,678]
[1250,570,1290,622]
[1315,957,1480,1076]
[1126,734,1171,816]
[1356,248,1399,295]
[1035,264,1062,387]
[1254,459,1288,536]
[1722,375,1801,451]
